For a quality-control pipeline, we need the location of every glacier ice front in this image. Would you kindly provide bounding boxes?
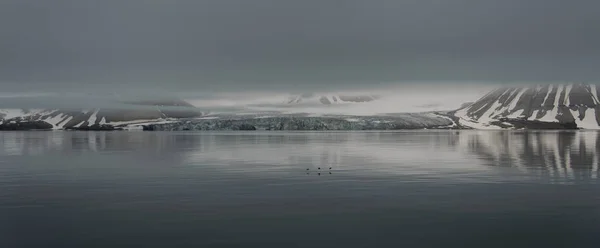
[141,114,456,131]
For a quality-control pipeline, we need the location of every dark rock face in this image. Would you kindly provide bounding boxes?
[0,121,53,130]
[235,124,257,131]
[493,118,578,130]
[455,83,600,129]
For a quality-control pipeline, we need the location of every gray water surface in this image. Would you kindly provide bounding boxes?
[1,131,600,247]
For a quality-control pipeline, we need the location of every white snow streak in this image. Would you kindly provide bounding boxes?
[88,110,99,125]
[554,85,564,107]
[73,121,85,128]
[59,116,73,129]
[542,85,553,106]
[492,89,517,115]
[478,99,504,123]
[507,88,527,113]
[530,110,539,119]
[533,84,564,123]
[590,84,600,104]
[43,114,67,128]
[563,84,573,105]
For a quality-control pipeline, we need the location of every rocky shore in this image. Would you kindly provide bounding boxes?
[0,121,53,131]
[0,121,125,131]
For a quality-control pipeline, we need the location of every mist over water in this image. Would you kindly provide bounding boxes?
[1,131,600,247]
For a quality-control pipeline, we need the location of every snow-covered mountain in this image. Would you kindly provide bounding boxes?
[455,83,600,129]
[237,90,470,116]
[0,100,204,129]
[285,93,380,106]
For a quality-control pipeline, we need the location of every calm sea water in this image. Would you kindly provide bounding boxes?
[1,131,600,248]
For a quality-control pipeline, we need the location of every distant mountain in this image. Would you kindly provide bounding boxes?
[0,99,204,130]
[454,83,600,129]
[286,93,380,106]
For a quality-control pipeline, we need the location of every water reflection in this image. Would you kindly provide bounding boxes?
[460,131,600,180]
[0,131,599,179]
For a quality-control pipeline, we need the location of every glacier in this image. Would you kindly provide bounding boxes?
[141,113,457,131]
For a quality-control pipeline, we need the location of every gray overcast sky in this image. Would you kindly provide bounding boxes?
[1,0,600,94]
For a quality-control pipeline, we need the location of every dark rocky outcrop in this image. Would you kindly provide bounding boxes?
[493,118,578,130]
[0,121,53,130]
[234,124,257,131]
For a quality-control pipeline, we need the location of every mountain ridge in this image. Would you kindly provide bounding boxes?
[454,83,600,129]
[0,99,204,130]
[286,93,380,105]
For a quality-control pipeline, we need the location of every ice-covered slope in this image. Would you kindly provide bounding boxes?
[455,83,600,129]
[0,100,204,129]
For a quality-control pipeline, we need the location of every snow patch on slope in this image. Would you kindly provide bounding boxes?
[73,121,85,128]
[563,84,573,105]
[42,113,69,129]
[508,88,527,111]
[572,108,599,129]
[591,85,600,104]
[88,110,99,125]
[542,85,553,105]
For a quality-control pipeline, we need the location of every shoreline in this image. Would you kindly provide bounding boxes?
[0,113,586,131]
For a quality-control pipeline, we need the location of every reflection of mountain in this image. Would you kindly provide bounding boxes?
[459,131,600,180]
[0,132,205,160]
[1,131,597,180]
